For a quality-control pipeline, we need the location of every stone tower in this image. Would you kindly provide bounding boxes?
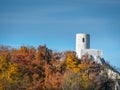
[76,33,90,58]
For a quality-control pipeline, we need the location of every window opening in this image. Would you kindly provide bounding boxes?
[82,38,85,42]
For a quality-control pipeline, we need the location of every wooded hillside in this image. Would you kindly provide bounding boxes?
[0,45,118,90]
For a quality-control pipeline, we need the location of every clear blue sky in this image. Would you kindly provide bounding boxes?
[0,0,120,68]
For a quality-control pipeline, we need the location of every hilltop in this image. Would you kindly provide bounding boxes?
[0,45,120,90]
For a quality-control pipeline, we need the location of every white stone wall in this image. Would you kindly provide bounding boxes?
[81,49,103,64]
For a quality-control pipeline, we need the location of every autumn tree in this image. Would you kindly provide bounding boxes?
[65,51,80,73]
[0,50,20,90]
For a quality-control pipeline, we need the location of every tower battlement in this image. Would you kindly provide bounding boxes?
[76,33,90,49]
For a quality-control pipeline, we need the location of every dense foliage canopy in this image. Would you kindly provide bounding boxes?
[0,45,117,90]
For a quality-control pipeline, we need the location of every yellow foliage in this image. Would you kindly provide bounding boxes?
[65,51,79,72]
[0,55,19,83]
[7,63,18,82]
[65,51,86,73]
